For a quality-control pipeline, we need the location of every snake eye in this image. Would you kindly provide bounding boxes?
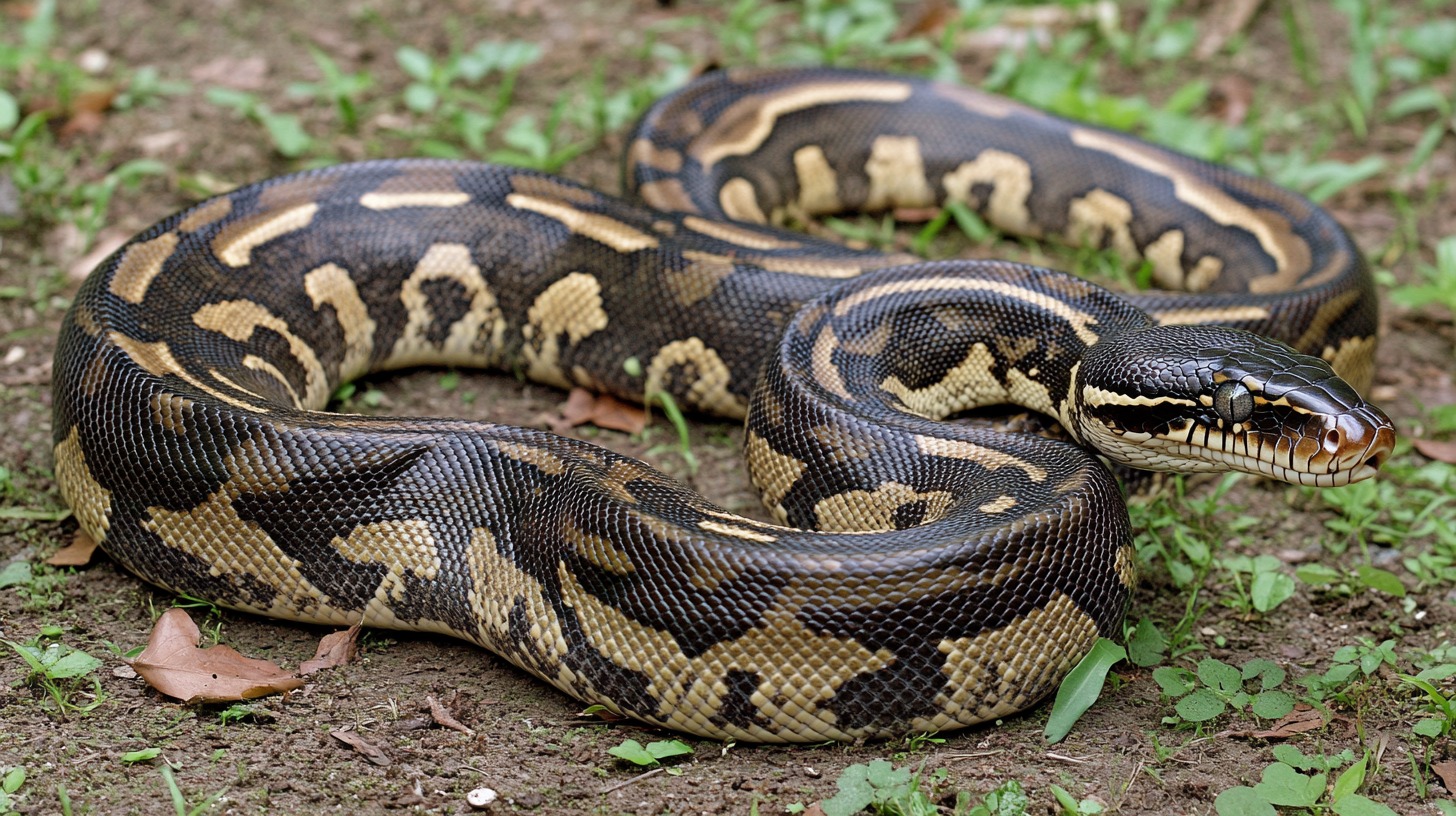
[1213,381,1254,424]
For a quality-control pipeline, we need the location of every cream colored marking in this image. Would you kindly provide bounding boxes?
[744,431,806,521]
[206,370,266,401]
[1071,128,1311,282]
[506,193,657,253]
[1114,544,1137,589]
[882,343,1001,419]
[666,252,736,308]
[193,299,331,410]
[109,332,267,412]
[559,566,894,741]
[1322,335,1376,394]
[792,145,841,214]
[304,263,377,382]
[837,321,893,357]
[921,592,1098,731]
[522,272,609,388]
[1080,384,1197,409]
[833,277,1101,346]
[813,482,954,532]
[176,197,233,232]
[508,174,599,205]
[1144,229,1187,290]
[387,243,505,369]
[1294,288,1363,356]
[359,190,471,210]
[914,434,1048,482]
[1150,305,1270,326]
[1005,368,1055,416]
[978,495,1017,514]
[565,524,637,576]
[212,202,319,267]
[150,392,193,436]
[1067,189,1138,259]
[698,519,778,543]
[108,233,179,304]
[864,135,935,211]
[682,216,801,250]
[1296,251,1354,291]
[240,354,302,408]
[644,338,746,418]
[636,179,697,214]
[495,440,568,475]
[718,177,767,224]
[810,326,853,402]
[1186,256,1224,291]
[941,149,1034,234]
[464,527,582,691]
[693,81,914,168]
[627,137,685,174]
[54,428,112,541]
[930,82,1022,119]
[754,255,895,279]
[332,519,441,601]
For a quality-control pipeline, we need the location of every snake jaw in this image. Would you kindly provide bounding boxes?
[1074,325,1396,485]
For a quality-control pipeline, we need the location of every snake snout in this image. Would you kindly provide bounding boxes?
[1317,404,1396,480]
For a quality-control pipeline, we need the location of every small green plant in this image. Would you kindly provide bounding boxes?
[818,760,944,816]
[0,767,27,816]
[1390,234,1456,317]
[1045,638,1126,743]
[1299,638,1398,704]
[1154,657,1294,726]
[5,636,105,716]
[204,87,314,158]
[121,747,163,765]
[393,39,541,156]
[1218,554,1296,615]
[1050,784,1105,816]
[1400,663,1456,740]
[606,738,692,768]
[1214,751,1396,816]
[158,765,226,816]
[285,48,373,133]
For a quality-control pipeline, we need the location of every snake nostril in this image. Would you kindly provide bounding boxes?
[1322,428,1343,454]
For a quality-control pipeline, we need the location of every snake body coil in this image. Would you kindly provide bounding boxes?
[53,68,1393,742]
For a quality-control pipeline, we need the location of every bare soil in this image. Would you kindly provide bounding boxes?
[1,2,1453,814]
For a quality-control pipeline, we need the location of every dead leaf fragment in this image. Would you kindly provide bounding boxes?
[189,56,268,90]
[427,694,475,736]
[1251,705,1325,739]
[548,387,647,435]
[331,729,392,766]
[129,608,304,703]
[46,531,99,566]
[1414,437,1456,464]
[299,624,361,675]
[1433,759,1456,793]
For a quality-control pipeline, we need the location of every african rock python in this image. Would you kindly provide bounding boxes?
[53,68,1394,742]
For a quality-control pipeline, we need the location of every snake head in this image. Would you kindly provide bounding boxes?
[1072,324,1395,487]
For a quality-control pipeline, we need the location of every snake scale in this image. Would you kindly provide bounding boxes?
[53,67,1395,742]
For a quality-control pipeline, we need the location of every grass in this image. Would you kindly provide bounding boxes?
[2,0,1454,814]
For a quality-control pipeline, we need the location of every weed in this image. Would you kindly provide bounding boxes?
[0,767,26,816]
[285,49,372,133]
[159,765,226,816]
[1155,657,1294,727]
[819,759,945,816]
[204,87,314,159]
[606,738,692,768]
[5,635,106,717]
[1299,638,1397,705]
[1214,750,1396,816]
[122,747,163,764]
[1050,784,1105,816]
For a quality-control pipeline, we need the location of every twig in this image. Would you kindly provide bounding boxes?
[600,766,665,795]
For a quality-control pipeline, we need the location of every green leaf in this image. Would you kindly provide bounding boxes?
[1197,658,1243,694]
[645,740,692,761]
[1153,666,1195,697]
[606,739,657,766]
[0,90,18,132]
[1250,570,1295,612]
[1044,638,1125,743]
[1331,754,1367,802]
[1252,763,1323,808]
[1296,563,1341,585]
[1354,566,1405,597]
[395,46,433,82]
[1413,718,1444,738]
[820,763,877,816]
[1127,618,1167,667]
[1242,659,1285,689]
[47,648,102,680]
[0,561,32,589]
[1213,786,1276,816]
[260,112,310,157]
[402,84,437,113]
[1175,689,1226,722]
[2,767,25,794]
[1331,794,1399,816]
[121,747,161,764]
[1250,690,1295,720]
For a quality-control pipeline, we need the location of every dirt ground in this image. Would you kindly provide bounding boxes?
[1,1,1453,814]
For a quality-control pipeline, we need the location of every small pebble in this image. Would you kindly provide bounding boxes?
[467,787,497,809]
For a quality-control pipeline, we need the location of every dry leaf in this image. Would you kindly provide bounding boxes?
[189,56,268,90]
[130,608,304,703]
[57,88,116,139]
[46,531,99,566]
[1250,705,1324,739]
[548,388,647,435]
[1210,75,1254,126]
[427,694,474,736]
[332,729,392,766]
[1433,759,1456,793]
[1414,438,1456,464]
[299,624,361,675]
[1196,0,1266,60]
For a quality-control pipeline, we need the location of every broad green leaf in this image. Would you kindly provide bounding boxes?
[395,46,433,81]
[0,562,32,589]
[1252,763,1323,808]
[1296,563,1341,585]
[1355,566,1405,597]
[1331,794,1399,816]
[47,648,102,680]
[1250,571,1295,612]
[2,767,24,794]
[606,739,656,766]
[1044,638,1125,744]
[1213,786,1276,816]
[820,763,876,816]
[1153,666,1195,697]
[1242,659,1285,689]
[121,747,161,764]
[1413,718,1444,738]
[1331,754,1367,802]
[1127,618,1167,668]
[1175,689,1226,722]
[645,740,692,761]
[1197,658,1242,694]
[1250,690,1295,720]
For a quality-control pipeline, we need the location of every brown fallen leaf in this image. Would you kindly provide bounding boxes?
[548,387,647,435]
[1414,437,1456,464]
[129,608,304,703]
[189,56,268,90]
[56,88,116,139]
[1433,759,1456,793]
[426,694,474,736]
[299,624,361,676]
[46,531,99,566]
[1250,705,1325,739]
[331,729,392,766]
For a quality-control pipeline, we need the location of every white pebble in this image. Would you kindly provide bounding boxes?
[466,787,498,809]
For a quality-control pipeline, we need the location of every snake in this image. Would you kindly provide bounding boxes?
[52,67,1396,743]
